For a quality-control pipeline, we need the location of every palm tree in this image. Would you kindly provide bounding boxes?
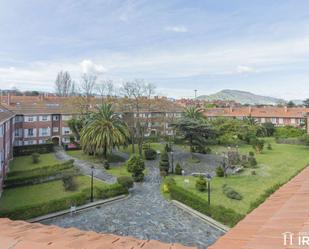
[184,105,203,120]
[80,103,129,160]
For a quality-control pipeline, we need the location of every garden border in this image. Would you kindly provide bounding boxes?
[172,200,229,233]
[28,194,130,223]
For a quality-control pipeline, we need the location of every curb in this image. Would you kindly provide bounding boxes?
[172,200,230,233]
[28,194,130,223]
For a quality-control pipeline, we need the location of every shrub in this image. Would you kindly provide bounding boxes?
[62,175,77,191]
[95,183,128,199]
[32,153,40,164]
[117,176,134,189]
[4,160,77,188]
[251,170,256,175]
[249,151,255,157]
[216,166,224,177]
[165,143,172,152]
[169,183,242,227]
[163,176,176,193]
[144,148,157,160]
[251,139,265,153]
[126,154,145,182]
[175,163,182,175]
[103,160,110,169]
[159,151,170,175]
[223,185,242,200]
[249,156,257,167]
[267,143,272,150]
[275,126,305,138]
[195,176,207,192]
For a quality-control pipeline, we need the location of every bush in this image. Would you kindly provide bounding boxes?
[216,166,224,177]
[169,184,242,227]
[117,176,134,189]
[96,183,128,199]
[275,126,306,138]
[103,160,110,169]
[165,143,172,152]
[31,153,40,164]
[159,151,170,175]
[251,170,256,175]
[163,176,176,193]
[62,175,77,191]
[251,138,265,153]
[267,143,272,150]
[223,185,242,200]
[195,176,207,192]
[249,156,257,167]
[144,148,157,160]
[5,160,76,188]
[249,151,255,157]
[13,143,54,156]
[175,163,182,175]
[126,154,145,182]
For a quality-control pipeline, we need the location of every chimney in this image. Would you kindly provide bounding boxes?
[284,106,288,113]
[7,92,11,106]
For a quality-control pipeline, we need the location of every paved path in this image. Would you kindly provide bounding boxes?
[45,150,223,249]
[54,147,116,183]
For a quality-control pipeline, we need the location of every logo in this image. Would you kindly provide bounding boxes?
[282,232,309,246]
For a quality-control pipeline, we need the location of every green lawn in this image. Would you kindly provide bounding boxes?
[66,150,126,164]
[0,176,107,211]
[9,153,60,172]
[119,143,165,155]
[107,164,149,178]
[173,140,309,215]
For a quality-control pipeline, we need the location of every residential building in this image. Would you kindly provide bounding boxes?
[203,106,309,128]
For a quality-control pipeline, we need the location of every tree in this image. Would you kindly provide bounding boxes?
[261,122,275,137]
[303,99,309,108]
[80,103,129,160]
[184,106,203,120]
[173,118,215,156]
[55,71,73,97]
[96,80,115,103]
[159,151,170,175]
[120,79,156,155]
[126,154,145,182]
[81,73,97,99]
[251,139,265,153]
[67,118,83,140]
[287,101,296,107]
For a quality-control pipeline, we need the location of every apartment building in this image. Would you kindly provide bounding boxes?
[0,106,15,194]
[203,106,309,129]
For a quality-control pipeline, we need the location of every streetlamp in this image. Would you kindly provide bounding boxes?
[206,174,212,205]
[170,151,174,174]
[90,166,94,202]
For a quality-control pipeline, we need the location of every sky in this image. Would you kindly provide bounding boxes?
[0,0,309,99]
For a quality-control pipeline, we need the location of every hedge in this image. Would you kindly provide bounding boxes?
[95,183,128,199]
[13,144,54,156]
[0,183,128,220]
[5,160,77,188]
[169,183,242,227]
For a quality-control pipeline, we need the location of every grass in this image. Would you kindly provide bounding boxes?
[173,139,309,215]
[9,153,60,172]
[107,164,149,178]
[119,143,165,155]
[66,150,126,164]
[0,176,107,211]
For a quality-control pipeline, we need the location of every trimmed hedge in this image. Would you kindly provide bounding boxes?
[0,183,128,220]
[5,160,76,188]
[13,144,54,156]
[169,183,242,227]
[96,183,128,199]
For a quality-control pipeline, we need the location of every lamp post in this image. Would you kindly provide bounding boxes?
[206,174,212,205]
[170,151,174,174]
[90,166,94,202]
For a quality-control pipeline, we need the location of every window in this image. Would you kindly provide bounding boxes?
[26,116,36,122]
[0,126,3,138]
[28,129,34,137]
[40,115,49,121]
[15,129,22,137]
[291,118,296,124]
[53,115,60,121]
[53,127,59,132]
[15,116,23,123]
[40,128,49,136]
[62,127,71,135]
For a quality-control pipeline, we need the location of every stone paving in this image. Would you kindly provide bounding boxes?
[44,150,223,249]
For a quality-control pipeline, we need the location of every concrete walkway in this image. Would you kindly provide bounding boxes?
[54,147,116,183]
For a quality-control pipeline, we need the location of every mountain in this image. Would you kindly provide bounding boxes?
[197,89,286,105]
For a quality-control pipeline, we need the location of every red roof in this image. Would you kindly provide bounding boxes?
[0,218,195,249]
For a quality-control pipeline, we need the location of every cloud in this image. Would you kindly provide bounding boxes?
[237,65,256,74]
[80,60,106,75]
[164,26,188,33]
